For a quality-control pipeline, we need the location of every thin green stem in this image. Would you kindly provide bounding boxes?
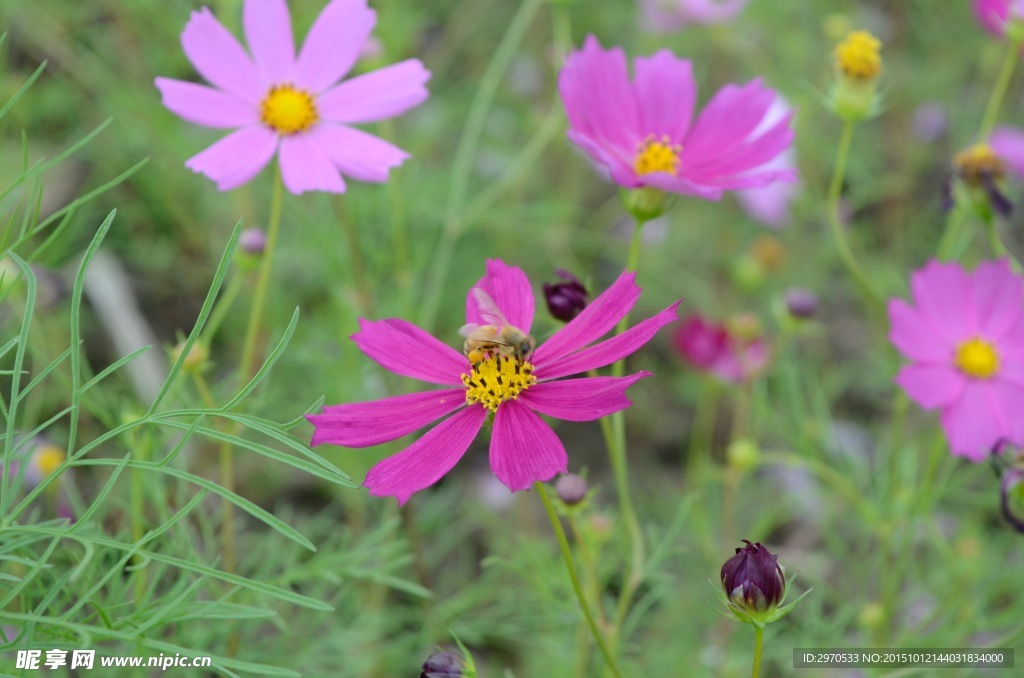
[826,121,883,308]
[238,169,285,382]
[751,626,764,678]
[200,272,245,347]
[535,482,622,678]
[979,41,1020,141]
[605,216,647,650]
[334,197,373,315]
[567,512,607,626]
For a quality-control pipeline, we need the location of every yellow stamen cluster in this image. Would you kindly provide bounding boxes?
[834,31,882,80]
[34,445,65,477]
[634,135,681,176]
[462,354,536,413]
[953,143,1006,186]
[260,85,318,135]
[955,337,1000,380]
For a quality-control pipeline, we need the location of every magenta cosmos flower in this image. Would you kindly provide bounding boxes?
[558,36,796,200]
[308,259,680,504]
[973,0,1024,38]
[155,0,429,194]
[737,97,799,228]
[889,260,1024,461]
[640,0,749,33]
[674,315,768,384]
[991,126,1024,178]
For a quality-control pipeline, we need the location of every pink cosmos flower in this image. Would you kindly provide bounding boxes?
[737,97,800,228]
[973,0,1024,38]
[674,315,768,384]
[155,0,429,194]
[308,259,680,505]
[640,0,750,33]
[889,259,1024,461]
[558,36,796,201]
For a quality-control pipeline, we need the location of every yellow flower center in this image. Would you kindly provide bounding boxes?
[955,337,1000,379]
[461,354,537,413]
[34,445,65,477]
[260,85,318,135]
[634,136,681,176]
[954,143,1006,186]
[834,30,882,80]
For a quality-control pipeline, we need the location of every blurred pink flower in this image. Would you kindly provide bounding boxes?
[309,260,680,504]
[736,97,800,228]
[674,315,768,384]
[973,0,1024,37]
[155,0,429,194]
[558,36,796,200]
[991,125,1024,178]
[889,260,1024,461]
[640,0,750,33]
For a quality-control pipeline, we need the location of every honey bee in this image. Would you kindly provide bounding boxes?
[460,288,536,363]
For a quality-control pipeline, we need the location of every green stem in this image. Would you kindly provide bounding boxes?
[223,170,284,577]
[201,272,245,346]
[535,482,622,678]
[606,217,647,648]
[568,512,607,626]
[979,40,1020,141]
[751,626,764,678]
[826,121,883,308]
[238,170,285,380]
[334,197,373,314]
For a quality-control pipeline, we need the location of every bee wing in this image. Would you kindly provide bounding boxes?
[471,288,509,329]
[458,323,483,338]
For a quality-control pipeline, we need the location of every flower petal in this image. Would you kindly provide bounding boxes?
[155,77,258,129]
[520,372,650,421]
[634,50,696,142]
[559,36,642,183]
[466,259,535,335]
[364,405,487,505]
[887,298,956,363]
[535,302,681,380]
[910,260,976,339]
[180,7,264,103]
[533,271,640,365]
[318,59,430,123]
[308,388,465,447]
[895,363,966,410]
[490,399,568,491]
[352,318,468,385]
[682,79,775,168]
[279,133,346,194]
[973,258,1024,340]
[244,0,295,84]
[309,123,409,182]
[295,0,377,93]
[991,125,1024,178]
[185,125,278,191]
[941,382,1021,461]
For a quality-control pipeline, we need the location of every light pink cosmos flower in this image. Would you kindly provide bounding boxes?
[308,259,680,505]
[737,97,800,228]
[558,36,796,201]
[674,315,768,384]
[889,260,1024,461]
[973,0,1024,38]
[640,0,750,33]
[155,0,429,194]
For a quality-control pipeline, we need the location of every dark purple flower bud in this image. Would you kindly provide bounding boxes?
[239,228,267,255]
[543,269,588,323]
[784,288,819,319]
[420,652,462,678]
[721,540,786,613]
[1001,468,1024,533]
[555,474,588,505]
